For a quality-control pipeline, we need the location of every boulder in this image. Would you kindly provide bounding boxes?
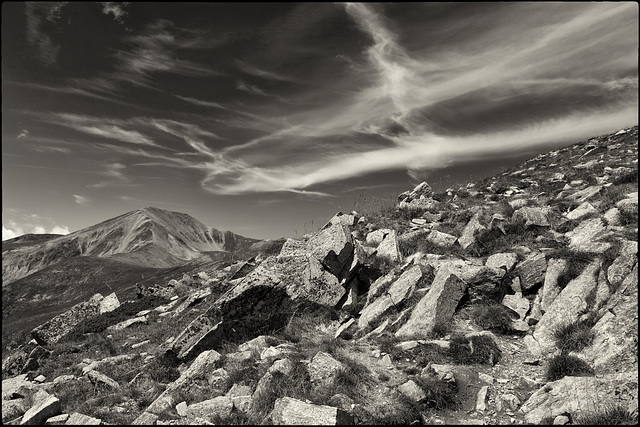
[476,386,489,412]
[251,358,295,413]
[607,244,638,289]
[616,192,638,214]
[307,221,354,280]
[485,252,518,272]
[2,399,27,424]
[395,262,467,338]
[237,335,271,354]
[64,413,101,425]
[521,371,638,424]
[426,230,457,248]
[398,380,426,402]
[533,260,600,354]
[260,343,297,360]
[501,292,529,320]
[19,389,61,425]
[308,352,344,389]
[131,412,159,425]
[185,396,233,421]
[98,292,120,315]
[513,207,550,228]
[358,265,423,330]
[565,202,597,221]
[540,258,567,313]
[144,350,222,415]
[567,218,612,253]
[271,396,353,425]
[31,294,104,345]
[173,287,212,315]
[603,207,622,226]
[515,252,547,290]
[335,318,357,339]
[170,315,219,361]
[581,264,638,374]
[365,229,389,247]
[87,370,121,391]
[375,230,401,262]
[458,213,486,250]
[566,185,603,203]
[497,394,521,412]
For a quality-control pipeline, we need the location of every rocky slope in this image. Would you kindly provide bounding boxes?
[1,126,637,426]
[1,207,260,284]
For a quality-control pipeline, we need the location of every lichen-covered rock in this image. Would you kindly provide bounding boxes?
[398,380,426,402]
[308,352,344,389]
[485,252,518,272]
[533,260,600,354]
[375,229,401,262]
[521,371,638,424]
[31,294,104,345]
[458,213,486,250]
[540,258,567,313]
[395,262,467,338]
[513,206,550,228]
[271,396,353,425]
[19,389,61,425]
[515,252,547,290]
[567,217,612,253]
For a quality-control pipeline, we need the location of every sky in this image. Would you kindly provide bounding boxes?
[2,2,638,241]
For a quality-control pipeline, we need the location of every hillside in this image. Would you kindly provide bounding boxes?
[1,207,260,284]
[1,126,637,426]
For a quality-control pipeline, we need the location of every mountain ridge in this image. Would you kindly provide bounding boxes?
[1,206,261,285]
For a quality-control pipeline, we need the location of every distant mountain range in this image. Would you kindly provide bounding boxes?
[2,207,260,285]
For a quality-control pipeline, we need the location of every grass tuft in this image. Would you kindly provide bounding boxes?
[469,303,515,334]
[553,321,595,353]
[546,354,594,381]
[574,404,639,425]
[448,334,502,365]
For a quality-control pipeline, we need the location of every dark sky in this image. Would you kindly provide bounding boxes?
[2,2,638,240]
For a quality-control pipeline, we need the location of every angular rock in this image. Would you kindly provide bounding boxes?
[98,292,120,315]
[251,359,295,413]
[501,292,529,320]
[87,370,121,391]
[335,318,356,339]
[515,252,547,290]
[603,207,622,226]
[19,389,61,425]
[566,185,603,203]
[2,399,27,424]
[173,287,212,315]
[496,394,520,412]
[131,412,159,425]
[366,229,389,247]
[565,202,597,221]
[64,413,101,425]
[237,335,271,355]
[375,229,401,262]
[308,352,344,388]
[541,258,567,313]
[458,213,486,250]
[396,263,467,338]
[485,253,518,272]
[44,414,69,425]
[307,221,354,280]
[106,315,147,332]
[358,265,422,330]
[533,260,600,354]
[521,371,638,424]
[185,396,233,421]
[607,247,638,289]
[513,206,550,228]
[145,350,222,415]
[567,217,612,253]
[581,264,637,373]
[31,294,104,345]
[271,396,353,425]
[476,385,489,412]
[426,230,457,248]
[260,343,297,360]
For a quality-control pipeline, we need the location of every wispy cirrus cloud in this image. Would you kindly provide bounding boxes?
[73,194,90,206]
[174,95,226,110]
[24,2,66,66]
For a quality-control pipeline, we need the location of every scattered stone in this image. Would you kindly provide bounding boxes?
[132,340,150,349]
[19,389,61,425]
[513,206,550,228]
[476,385,489,412]
[396,262,467,338]
[64,412,101,425]
[271,396,353,425]
[478,372,494,384]
[106,315,147,332]
[131,411,159,425]
[497,394,521,412]
[185,396,233,421]
[44,414,69,425]
[375,229,401,262]
[458,213,486,250]
[565,202,597,220]
[33,375,46,384]
[176,401,188,417]
[501,292,529,320]
[87,370,121,391]
[426,230,457,248]
[515,252,547,290]
[553,415,570,425]
[485,252,518,272]
[567,217,612,253]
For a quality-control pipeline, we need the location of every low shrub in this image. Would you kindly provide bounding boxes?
[448,334,502,365]
[546,354,594,381]
[469,303,515,334]
[553,321,595,353]
[574,404,639,425]
[612,168,638,185]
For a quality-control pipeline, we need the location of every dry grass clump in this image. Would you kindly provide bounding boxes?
[553,321,595,353]
[448,334,502,365]
[574,404,639,425]
[546,354,594,381]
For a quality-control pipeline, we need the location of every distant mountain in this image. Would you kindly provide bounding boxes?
[1,207,261,284]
